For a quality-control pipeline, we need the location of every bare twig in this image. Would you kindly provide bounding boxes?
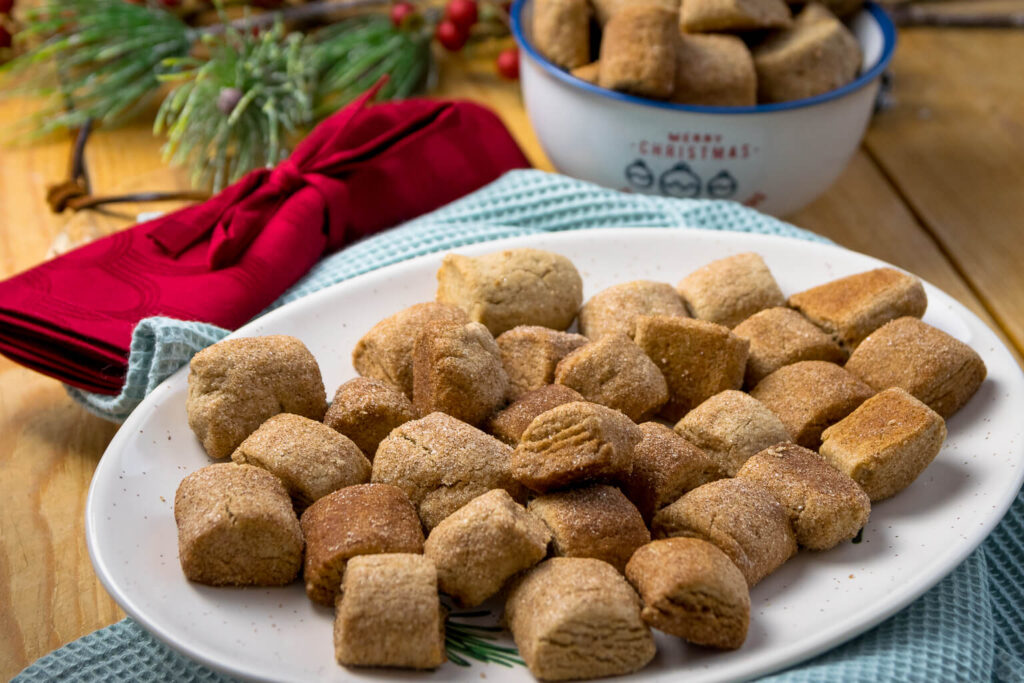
[888,5,1024,28]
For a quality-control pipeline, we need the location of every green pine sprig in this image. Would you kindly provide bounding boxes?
[445,610,525,668]
[155,20,315,191]
[0,0,194,135]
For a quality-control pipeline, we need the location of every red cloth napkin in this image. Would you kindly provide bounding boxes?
[0,90,530,393]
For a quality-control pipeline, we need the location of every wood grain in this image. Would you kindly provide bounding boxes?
[864,28,1024,356]
[1,21,1023,681]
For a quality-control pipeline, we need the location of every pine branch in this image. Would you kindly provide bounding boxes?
[1,0,193,135]
[156,20,316,191]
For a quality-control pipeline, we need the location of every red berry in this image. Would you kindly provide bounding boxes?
[0,0,14,16]
[0,26,10,49]
[444,0,478,31]
[496,46,519,80]
[435,19,468,51]
[390,1,416,28]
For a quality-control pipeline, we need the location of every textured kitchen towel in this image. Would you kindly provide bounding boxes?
[19,169,1022,682]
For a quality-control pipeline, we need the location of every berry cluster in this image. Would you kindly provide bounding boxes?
[0,0,13,50]
[391,0,519,80]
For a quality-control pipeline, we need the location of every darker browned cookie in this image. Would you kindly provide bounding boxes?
[652,477,796,587]
[554,333,669,422]
[820,387,948,501]
[750,360,874,449]
[528,485,651,573]
[737,443,870,550]
[788,267,927,351]
[844,317,986,419]
[626,537,750,649]
[373,412,525,529]
[187,335,327,459]
[175,463,303,586]
[496,325,588,401]
[677,253,785,328]
[632,315,749,421]
[733,307,847,387]
[323,377,416,460]
[412,320,509,426]
[300,483,425,606]
[231,413,371,509]
[622,422,723,523]
[512,401,642,493]
[486,384,585,445]
[352,302,468,398]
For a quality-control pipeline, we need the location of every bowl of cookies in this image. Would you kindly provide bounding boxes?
[511,0,896,215]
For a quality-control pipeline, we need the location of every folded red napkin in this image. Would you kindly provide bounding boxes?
[0,89,530,393]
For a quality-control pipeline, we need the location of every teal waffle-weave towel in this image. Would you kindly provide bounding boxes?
[20,169,1021,682]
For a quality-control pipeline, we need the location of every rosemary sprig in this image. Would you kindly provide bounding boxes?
[445,610,525,668]
[0,0,193,135]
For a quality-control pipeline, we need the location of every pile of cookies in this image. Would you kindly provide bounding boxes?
[175,246,986,680]
[533,0,865,105]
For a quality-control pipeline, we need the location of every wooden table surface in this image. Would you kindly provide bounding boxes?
[2,10,1024,679]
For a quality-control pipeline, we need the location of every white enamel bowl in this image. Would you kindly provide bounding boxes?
[512,0,897,216]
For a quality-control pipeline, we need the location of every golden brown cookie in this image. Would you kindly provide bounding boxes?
[632,315,749,421]
[592,0,680,25]
[334,553,445,669]
[673,389,791,476]
[554,333,669,422]
[187,335,327,459]
[625,537,750,649]
[532,0,592,70]
[528,485,651,573]
[750,360,873,448]
[820,387,947,501]
[506,558,657,681]
[436,248,584,335]
[497,325,589,401]
[373,412,525,529]
[737,442,870,550]
[733,307,846,387]
[672,33,757,106]
[753,3,862,103]
[622,422,722,522]
[681,0,792,32]
[352,302,468,398]
[231,413,371,509]
[677,253,785,328]
[599,6,678,99]
[578,280,688,341]
[412,320,508,426]
[652,477,796,587]
[844,317,986,419]
[323,377,417,460]
[487,384,585,445]
[175,463,303,586]
[571,60,602,84]
[424,489,551,606]
[300,483,425,606]
[512,401,642,493]
[787,267,927,351]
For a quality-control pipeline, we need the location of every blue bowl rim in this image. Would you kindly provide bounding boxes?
[510,0,897,115]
